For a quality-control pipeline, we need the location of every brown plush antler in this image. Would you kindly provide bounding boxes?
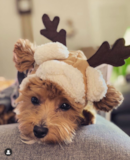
[88,38,130,67]
[40,14,66,46]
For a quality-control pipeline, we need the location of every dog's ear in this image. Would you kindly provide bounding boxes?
[13,39,35,72]
[93,85,123,112]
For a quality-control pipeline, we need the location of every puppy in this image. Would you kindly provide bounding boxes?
[13,39,123,144]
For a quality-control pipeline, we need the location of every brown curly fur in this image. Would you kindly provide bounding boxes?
[15,77,95,144]
[13,39,35,72]
[94,85,124,112]
[0,105,16,125]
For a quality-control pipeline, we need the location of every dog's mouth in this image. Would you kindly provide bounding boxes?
[20,122,77,145]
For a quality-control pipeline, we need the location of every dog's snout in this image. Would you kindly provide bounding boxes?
[33,125,48,138]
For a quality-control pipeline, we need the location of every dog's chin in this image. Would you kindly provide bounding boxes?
[19,126,76,145]
[17,116,78,145]
[18,114,79,145]
[20,133,75,145]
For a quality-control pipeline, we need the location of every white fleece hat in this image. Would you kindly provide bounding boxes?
[20,42,108,106]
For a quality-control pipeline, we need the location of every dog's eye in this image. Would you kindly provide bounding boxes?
[31,97,39,105]
[60,103,71,111]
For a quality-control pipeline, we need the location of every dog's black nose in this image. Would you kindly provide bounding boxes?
[33,125,48,138]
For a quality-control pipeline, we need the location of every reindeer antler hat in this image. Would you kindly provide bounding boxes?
[15,14,130,107]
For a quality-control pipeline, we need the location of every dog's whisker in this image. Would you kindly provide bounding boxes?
[62,126,69,134]
[50,122,74,141]
[21,139,36,144]
[58,142,64,150]
[21,137,36,144]
[62,123,72,134]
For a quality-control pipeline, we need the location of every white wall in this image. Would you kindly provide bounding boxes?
[0,0,21,79]
[87,0,130,46]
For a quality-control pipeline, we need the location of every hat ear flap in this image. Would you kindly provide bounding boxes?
[86,66,108,102]
[94,85,123,111]
[86,66,124,112]
[13,39,35,72]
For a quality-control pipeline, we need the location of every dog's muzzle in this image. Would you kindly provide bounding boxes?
[33,125,48,138]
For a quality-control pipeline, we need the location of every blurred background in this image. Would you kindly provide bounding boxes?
[0,0,130,135]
